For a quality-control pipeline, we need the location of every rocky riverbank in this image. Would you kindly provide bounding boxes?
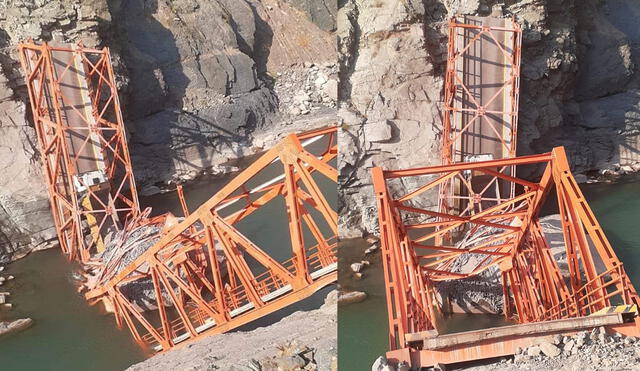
[127,290,338,371]
[371,327,640,371]
[0,263,31,339]
[465,327,640,371]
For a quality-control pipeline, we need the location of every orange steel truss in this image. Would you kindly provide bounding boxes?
[372,148,640,366]
[19,40,337,352]
[442,16,521,164]
[84,127,337,351]
[18,41,140,262]
[440,17,522,217]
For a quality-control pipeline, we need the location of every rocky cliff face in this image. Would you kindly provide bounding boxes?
[0,0,337,262]
[338,0,640,237]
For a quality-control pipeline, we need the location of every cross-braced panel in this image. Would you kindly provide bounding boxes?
[84,127,337,351]
[440,17,522,218]
[18,41,140,262]
[442,16,522,165]
[373,148,639,351]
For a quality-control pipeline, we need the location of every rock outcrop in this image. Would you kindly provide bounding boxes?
[0,0,337,261]
[338,0,443,237]
[339,0,640,236]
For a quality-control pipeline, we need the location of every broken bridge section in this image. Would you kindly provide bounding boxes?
[84,127,338,352]
[442,16,521,165]
[372,148,640,367]
[372,16,640,368]
[440,17,522,217]
[18,41,140,263]
[19,41,337,352]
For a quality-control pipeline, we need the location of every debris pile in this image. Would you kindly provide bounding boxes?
[80,209,180,310]
[82,208,166,292]
[273,63,338,118]
[467,327,640,370]
[80,208,228,311]
[434,225,508,314]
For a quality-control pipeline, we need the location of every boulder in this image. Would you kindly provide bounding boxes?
[338,291,367,305]
[367,120,393,143]
[272,354,306,370]
[350,262,363,272]
[372,356,395,371]
[527,346,541,357]
[0,318,33,338]
[564,339,576,353]
[539,341,561,357]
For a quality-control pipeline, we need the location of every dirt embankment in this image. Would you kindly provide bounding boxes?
[127,291,338,371]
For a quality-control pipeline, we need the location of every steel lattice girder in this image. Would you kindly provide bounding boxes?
[84,127,338,352]
[18,41,140,262]
[371,147,640,353]
[441,16,522,165]
[440,17,522,218]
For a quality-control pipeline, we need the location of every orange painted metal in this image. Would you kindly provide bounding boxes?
[18,41,140,262]
[441,16,521,164]
[388,322,640,366]
[84,127,338,351]
[371,148,640,367]
[371,14,638,369]
[440,16,522,219]
[19,40,337,352]
[388,313,640,365]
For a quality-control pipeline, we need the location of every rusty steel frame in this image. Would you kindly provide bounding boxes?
[18,41,140,262]
[84,127,337,352]
[372,148,640,367]
[440,17,522,219]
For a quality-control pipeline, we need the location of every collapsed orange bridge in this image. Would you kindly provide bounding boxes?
[371,16,640,368]
[18,41,337,352]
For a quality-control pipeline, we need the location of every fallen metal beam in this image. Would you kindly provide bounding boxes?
[388,314,634,367]
[409,313,624,349]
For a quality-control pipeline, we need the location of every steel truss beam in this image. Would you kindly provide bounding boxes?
[19,41,338,352]
[440,16,522,217]
[18,41,140,262]
[372,148,640,358]
[442,16,522,165]
[84,127,338,352]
